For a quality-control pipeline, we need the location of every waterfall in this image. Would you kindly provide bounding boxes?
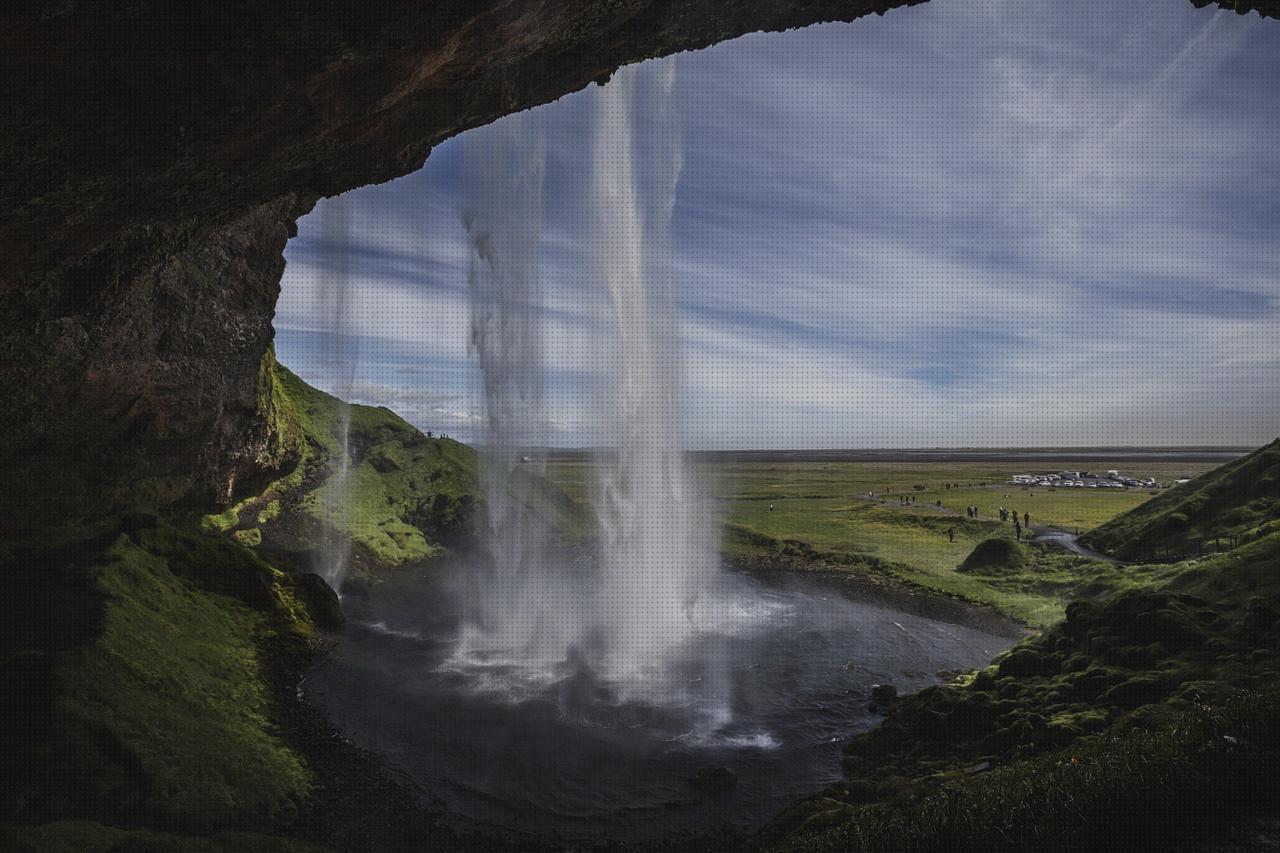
[454,58,728,723]
[588,60,723,696]
[457,107,579,673]
[317,195,355,593]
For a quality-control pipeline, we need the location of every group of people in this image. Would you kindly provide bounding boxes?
[997,506,1032,540]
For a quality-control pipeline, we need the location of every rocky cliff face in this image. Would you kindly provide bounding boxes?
[2,194,307,518]
[0,0,1272,524]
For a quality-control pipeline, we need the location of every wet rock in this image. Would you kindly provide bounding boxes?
[691,765,737,793]
[297,573,344,630]
[868,683,899,713]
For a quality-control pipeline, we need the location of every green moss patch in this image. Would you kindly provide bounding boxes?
[27,524,314,832]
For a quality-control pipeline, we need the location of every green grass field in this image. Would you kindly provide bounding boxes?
[545,457,1224,625]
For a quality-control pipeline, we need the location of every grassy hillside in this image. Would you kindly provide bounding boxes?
[768,529,1280,851]
[210,356,592,580]
[1080,439,1280,561]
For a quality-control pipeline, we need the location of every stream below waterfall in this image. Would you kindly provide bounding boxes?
[304,567,1020,844]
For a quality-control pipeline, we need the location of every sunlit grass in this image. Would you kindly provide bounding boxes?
[544,457,1222,626]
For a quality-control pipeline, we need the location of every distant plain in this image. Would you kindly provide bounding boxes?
[544,452,1238,625]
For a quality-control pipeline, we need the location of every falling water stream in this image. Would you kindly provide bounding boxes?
[447,59,739,722]
[305,61,1021,842]
[316,195,355,592]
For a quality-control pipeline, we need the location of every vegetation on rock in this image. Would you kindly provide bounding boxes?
[2,517,318,838]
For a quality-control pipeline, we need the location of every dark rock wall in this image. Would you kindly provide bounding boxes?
[3,194,306,519]
[0,0,1272,524]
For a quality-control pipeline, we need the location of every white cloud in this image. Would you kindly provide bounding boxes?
[275,0,1280,449]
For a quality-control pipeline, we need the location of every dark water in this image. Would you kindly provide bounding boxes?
[305,570,1016,844]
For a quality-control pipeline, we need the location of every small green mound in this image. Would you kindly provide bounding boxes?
[956,538,1029,574]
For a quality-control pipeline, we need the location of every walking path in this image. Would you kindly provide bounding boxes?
[1029,528,1125,564]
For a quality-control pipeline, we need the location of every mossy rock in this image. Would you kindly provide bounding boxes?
[997,648,1055,679]
[1100,676,1170,707]
[1069,666,1129,700]
[1045,709,1109,744]
[1244,599,1279,632]
[233,528,263,547]
[295,573,344,631]
[257,500,281,525]
[1131,608,1208,650]
[957,538,1030,575]
[1101,643,1165,669]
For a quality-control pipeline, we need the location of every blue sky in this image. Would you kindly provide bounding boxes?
[276,0,1280,449]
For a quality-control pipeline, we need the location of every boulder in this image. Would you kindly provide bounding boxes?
[1244,599,1278,632]
[296,573,345,630]
[690,765,737,793]
[868,683,899,713]
[997,648,1053,679]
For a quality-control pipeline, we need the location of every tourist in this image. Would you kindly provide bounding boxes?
[946,527,955,542]
[1024,511,1030,528]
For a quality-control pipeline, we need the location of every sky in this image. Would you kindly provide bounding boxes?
[275,0,1280,449]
